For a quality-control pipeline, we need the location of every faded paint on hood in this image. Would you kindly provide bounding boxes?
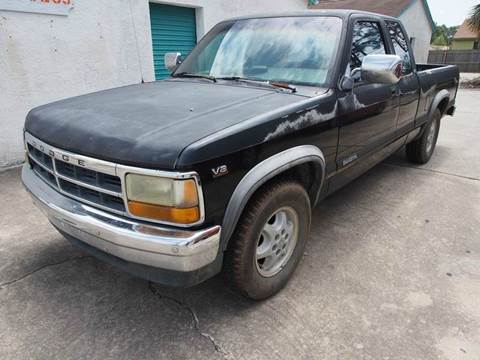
[25,79,306,169]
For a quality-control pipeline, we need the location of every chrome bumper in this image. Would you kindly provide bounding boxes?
[21,164,221,272]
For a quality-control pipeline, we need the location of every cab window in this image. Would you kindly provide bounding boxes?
[386,21,413,75]
[350,21,387,72]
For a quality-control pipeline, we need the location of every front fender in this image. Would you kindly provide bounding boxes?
[220,145,325,249]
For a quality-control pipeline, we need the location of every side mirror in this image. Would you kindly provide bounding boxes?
[164,52,183,72]
[361,54,403,85]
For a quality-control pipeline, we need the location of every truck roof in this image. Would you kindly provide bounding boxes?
[226,9,399,22]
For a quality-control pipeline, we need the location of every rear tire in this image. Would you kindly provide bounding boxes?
[406,109,441,164]
[224,179,311,300]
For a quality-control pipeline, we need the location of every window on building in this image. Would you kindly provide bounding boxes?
[474,41,479,50]
[350,21,387,72]
[386,21,413,75]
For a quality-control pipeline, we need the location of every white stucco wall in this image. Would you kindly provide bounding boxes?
[398,0,432,63]
[0,0,306,168]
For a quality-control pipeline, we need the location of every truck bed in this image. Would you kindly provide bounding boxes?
[414,63,459,124]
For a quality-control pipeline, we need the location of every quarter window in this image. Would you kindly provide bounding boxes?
[350,21,387,71]
[386,21,413,75]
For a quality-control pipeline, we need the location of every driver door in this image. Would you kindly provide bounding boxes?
[337,20,400,167]
[331,19,400,191]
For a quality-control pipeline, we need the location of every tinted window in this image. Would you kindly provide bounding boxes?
[350,21,386,71]
[386,21,412,75]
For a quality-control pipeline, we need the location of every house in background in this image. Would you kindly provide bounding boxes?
[309,0,435,63]
[451,19,480,50]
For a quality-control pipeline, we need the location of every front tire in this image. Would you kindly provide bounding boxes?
[224,179,311,300]
[406,109,441,164]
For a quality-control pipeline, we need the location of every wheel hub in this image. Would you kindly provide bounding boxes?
[255,206,299,277]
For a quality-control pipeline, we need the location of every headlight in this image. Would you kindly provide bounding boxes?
[126,174,200,224]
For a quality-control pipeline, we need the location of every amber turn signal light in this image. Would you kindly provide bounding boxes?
[128,201,200,224]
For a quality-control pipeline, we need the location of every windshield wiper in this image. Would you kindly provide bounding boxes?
[270,81,297,93]
[218,76,296,93]
[173,72,217,82]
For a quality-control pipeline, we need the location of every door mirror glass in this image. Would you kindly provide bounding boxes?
[164,52,183,72]
[361,54,403,85]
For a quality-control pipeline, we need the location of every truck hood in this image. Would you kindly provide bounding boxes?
[25,80,305,169]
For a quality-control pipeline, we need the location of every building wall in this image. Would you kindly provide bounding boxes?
[451,39,476,50]
[0,0,306,168]
[398,0,432,63]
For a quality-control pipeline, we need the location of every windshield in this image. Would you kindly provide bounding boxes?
[174,16,343,87]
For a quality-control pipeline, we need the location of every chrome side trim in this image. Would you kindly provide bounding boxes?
[22,164,220,272]
[24,132,205,227]
[221,145,326,247]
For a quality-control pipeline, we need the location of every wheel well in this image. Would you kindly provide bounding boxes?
[437,98,449,115]
[252,161,322,206]
[222,161,322,251]
[220,146,325,248]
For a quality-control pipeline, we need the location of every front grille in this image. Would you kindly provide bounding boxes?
[55,160,122,193]
[59,179,125,212]
[26,142,126,214]
[27,144,54,170]
[24,132,205,227]
[29,159,57,187]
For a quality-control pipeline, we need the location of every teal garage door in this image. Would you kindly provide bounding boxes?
[149,3,197,80]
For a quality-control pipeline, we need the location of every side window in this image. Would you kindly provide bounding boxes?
[350,21,387,72]
[386,21,413,75]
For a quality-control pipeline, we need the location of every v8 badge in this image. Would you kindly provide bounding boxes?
[211,165,228,178]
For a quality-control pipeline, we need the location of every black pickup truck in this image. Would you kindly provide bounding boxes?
[22,10,458,300]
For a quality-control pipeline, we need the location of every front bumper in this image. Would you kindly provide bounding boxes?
[21,164,221,277]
